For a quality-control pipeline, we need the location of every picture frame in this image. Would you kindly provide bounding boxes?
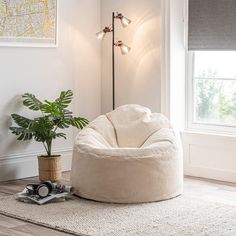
[0,0,58,48]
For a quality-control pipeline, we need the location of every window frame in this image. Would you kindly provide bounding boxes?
[186,51,236,135]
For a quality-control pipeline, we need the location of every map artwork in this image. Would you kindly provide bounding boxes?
[0,0,57,45]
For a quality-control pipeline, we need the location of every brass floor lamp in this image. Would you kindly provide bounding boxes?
[96,12,131,110]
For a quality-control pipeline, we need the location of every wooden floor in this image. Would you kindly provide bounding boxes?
[0,173,236,236]
[0,172,71,236]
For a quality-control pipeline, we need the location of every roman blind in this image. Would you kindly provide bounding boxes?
[188,0,236,50]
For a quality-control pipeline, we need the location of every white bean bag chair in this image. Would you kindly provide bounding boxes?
[71,104,183,203]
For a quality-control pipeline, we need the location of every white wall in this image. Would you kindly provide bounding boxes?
[0,0,101,181]
[101,0,162,113]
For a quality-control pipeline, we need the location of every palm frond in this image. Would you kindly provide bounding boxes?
[56,90,73,109]
[31,117,54,132]
[55,132,67,139]
[41,101,62,117]
[68,117,89,129]
[22,93,42,111]
[9,127,33,141]
[11,114,32,128]
[57,121,70,129]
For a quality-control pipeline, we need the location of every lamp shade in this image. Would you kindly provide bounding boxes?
[121,16,131,28]
[96,30,106,40]
[120,43,131,55]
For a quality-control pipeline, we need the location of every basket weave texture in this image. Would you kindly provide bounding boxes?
[38,155,61,182]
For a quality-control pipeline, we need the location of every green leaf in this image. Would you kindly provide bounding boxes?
[22,93,43,111]
[49,131,66,140]
[56,90,73,109]
[63,109,73,119]
[29,117,54,143]
[53,110,73,129]
[11,114,32,128]
[31,117,54,132]
[34,133,44,142]
[68,117,89,129]
[55,133,67,139]
[57,121,70,129]
[10,127,33,141]
[41,101,62,117]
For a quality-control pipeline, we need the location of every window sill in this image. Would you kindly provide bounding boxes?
[182,128,236,139]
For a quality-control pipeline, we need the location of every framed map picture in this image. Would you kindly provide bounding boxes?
[0,0,57,47]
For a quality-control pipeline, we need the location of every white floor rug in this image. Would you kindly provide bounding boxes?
[0,194,235,236]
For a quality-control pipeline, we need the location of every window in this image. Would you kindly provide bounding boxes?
[187,51,236,132]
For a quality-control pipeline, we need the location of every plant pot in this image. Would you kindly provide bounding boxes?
[38,155,62,182]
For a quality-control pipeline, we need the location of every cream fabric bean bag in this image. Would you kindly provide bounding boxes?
[71,104,183,203]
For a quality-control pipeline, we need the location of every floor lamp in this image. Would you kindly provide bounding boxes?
[96,12,131,110]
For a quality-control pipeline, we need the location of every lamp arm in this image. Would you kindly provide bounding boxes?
[103,25,113,33]
[114,12,123,19]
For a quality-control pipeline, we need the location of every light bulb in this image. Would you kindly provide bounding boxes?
[96,30,106,40]
[121,16,131,27]
[120,43,131,55]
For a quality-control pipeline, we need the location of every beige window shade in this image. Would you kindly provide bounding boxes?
[188,0,236,50]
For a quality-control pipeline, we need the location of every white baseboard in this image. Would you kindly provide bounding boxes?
[0,148,73,181]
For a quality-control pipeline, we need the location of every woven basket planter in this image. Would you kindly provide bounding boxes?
[38,155,62,182]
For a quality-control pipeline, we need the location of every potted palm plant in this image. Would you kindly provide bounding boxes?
[10,90,88,182]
